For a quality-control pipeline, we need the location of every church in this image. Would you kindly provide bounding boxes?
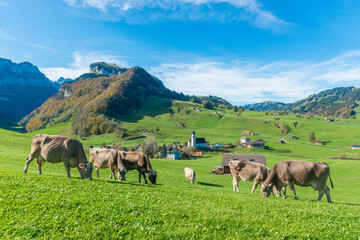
[187,131,208,148]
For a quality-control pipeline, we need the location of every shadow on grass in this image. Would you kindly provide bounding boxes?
[197,181,223,187]
[92,178,161,187]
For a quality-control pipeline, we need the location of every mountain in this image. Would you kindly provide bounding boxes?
[243,101,287,112]
[243,87,360,118]
[21,66,188,133]
[0,57,58,122]
[90,62,127,76]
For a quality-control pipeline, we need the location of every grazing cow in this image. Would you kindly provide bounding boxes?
[117,151,157,184]
[261,161,334,202]
[229,160,279,194]
[23,134,93,179]
[184,167,196,184]
[89,148,119,179]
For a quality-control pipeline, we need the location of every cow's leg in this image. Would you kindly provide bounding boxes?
[142,172,148,184]
[317,188,325,202]
[96,168,100,178]
[233,177,239,192]
[325,185,332,203]
[109,170,115,180]
[282,186,287,199]
[138,172,142,183]
[194,177,197,184]
[287,182,298,200]
[251,180,260,193]
[23,154,36,173]
[36,160,42,175]
[65,163,71,178]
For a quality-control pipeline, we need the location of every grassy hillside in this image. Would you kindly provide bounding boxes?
[1,101,360,239]
[244,86,360,119]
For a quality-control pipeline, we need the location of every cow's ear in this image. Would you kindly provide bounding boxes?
[234,161,246,171]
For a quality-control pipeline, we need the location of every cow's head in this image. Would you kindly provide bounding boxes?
[261,182,273,198]
[89,148,100,163]
[147,170,157,184]
[79,162,93,180]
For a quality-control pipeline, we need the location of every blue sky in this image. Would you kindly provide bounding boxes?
[1,0,360,105]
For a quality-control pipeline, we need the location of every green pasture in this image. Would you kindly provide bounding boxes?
[1,99,360,239]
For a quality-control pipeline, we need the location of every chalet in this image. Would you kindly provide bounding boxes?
[275,117,280,120]
[192,152,203,157]
[194,107,201,111]
[277,139,286,144]
[327,118,335,122]
[81,137,88,140]
[166,148,181,160]
[176,123,185,127]
[212,154,266,174]
[288,136,298,140]
[240,137,250,144]
[315,140,323,145]
[245,139,265,149]
[188,131,208,148]
[352,145,360,149]
[212,111,217,114]
[241,131,254,135]
[211,143,223,149]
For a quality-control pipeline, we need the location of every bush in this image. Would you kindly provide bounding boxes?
[112,142,123,150]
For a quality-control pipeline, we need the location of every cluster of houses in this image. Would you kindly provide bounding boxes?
[240,137,265,148]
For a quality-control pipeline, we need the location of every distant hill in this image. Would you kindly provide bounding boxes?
[0,57,57,122]
[21,66,188,133]
[243,101,287,112]
[190,95,232,108]
[243,87,360,118]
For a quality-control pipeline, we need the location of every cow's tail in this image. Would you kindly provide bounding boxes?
[229,161,235,169]
[328,171,334,189]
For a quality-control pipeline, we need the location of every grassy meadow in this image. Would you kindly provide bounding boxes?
[1,97,360,239]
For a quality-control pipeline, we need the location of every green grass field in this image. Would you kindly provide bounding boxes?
[1,98,360,239]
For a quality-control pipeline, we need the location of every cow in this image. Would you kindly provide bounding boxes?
[229,160,279,194]
[23,134,93,179]
[261,161,334,202]
[117,151,157,184]
[89,148,119,179]
[184,167,196,184]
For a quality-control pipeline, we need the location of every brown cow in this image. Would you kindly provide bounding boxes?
[23,134,93,179]
[117,151,157,184]
[229,160,279,194]
[261,161,334,202]
[89,148,119,179]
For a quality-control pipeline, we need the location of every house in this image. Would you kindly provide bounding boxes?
[81,137,88,140]
[315,140,323,145]
[241,131,254,135]
[245,139,265,148]
[211,143,223,149]
[188,131,209,148]
[212,154,266,174]
[212,111,217,114]
[288,136,298,140]
[275,117,280,120]
[277,139,286,144]
[327,118,334,122]
[176,123,185,127]
[166,148,181,160]
[351,145,360,149]
[142,129,154,134]
[192,152,203,157]
[194,107,201,111]
[240,137,250,144]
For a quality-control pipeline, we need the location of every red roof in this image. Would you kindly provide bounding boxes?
[192,152,203,157]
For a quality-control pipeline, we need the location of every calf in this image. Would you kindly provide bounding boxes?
[184,167,196,184]
[261,161,334,202]
[89,148,119,179]
[229,160,277,194]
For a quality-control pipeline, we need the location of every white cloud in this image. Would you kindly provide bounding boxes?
[40,50,360,105]
[63,0,291,31]
[40,51,127,81]
[150,51,360,105]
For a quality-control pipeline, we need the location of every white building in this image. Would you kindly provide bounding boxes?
[188,131,208,148]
